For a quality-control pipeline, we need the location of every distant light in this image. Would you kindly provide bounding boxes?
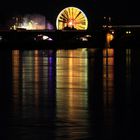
[85,34,92,38]
[108,17,111,22]
[126,30,131,34]
[43,35,53,41]
[108,25,112,28]
[42,35,49,40]
[111,31,114,34]
[106,32,114,47]
[0,36,2,41]
[106,33,114,42]
[47,38,53,41]
[34,34,53,41]
[9,14,53,30]
[80,37,88,41]
[103,25,107,28]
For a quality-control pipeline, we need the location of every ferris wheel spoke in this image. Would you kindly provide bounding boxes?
[76,16,85,20]
[81,22,86,25]
[78,19,86,24]
[77,25,85,30]
[63,10,69,19]
[73,9,77,19]
[60,15,67,20]
[68,8,71,18]
[59,18,67,23]
[71,8,74,18]
[74,11,82,20]
[58,19,67,23]
[61,14,68,20]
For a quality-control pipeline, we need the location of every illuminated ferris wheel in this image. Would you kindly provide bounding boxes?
[56,7,88,30]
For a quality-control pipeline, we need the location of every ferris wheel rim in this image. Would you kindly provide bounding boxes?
[56,6,88,30]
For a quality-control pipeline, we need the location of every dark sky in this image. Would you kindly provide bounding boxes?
[0,0,139,27]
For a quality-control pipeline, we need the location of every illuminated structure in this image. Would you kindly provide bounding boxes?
[9,14,54,30]
[56,7,88,30]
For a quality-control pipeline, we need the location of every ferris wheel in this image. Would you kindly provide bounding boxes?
[56,7,88,30]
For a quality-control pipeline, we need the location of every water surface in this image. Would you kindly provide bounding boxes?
[0,47,139,140]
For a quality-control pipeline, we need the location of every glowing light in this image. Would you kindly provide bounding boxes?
[20,15,46,30]
[111,31,115,34]
[68,20,74,27]
[10,14,54,30]
[106,33,114,42]
[0,36,2,41]
[42,35,48,40]
[42,35,53,41]
[106,33,114,47]
[34,34,53,41]
[56,7,88,30]
[79,37,88,41]
[126,30,131,34]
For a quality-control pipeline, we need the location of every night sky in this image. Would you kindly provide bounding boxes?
[0,0,139,28]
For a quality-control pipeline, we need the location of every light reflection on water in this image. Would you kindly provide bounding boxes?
[6,47,135,139]
[56,49,88,139]
[103,48,114,136]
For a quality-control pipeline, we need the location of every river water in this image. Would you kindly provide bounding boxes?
[0,46,139,140]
